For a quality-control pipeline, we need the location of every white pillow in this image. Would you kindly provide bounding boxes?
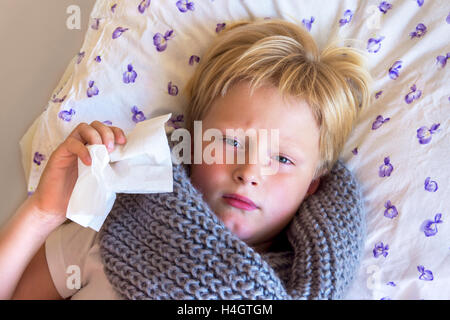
[20,0,450,300]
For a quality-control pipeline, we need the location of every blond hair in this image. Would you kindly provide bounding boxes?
[184,19,372,179]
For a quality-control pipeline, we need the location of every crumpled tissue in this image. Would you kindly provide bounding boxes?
[66,113,174,231]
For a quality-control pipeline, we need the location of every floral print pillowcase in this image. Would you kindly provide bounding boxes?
[22,0,450,300]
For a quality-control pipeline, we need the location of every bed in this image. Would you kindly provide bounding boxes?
[19,0,450,299]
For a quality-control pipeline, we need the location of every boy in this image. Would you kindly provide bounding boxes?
[0,19,370,299]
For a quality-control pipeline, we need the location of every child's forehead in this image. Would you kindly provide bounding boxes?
[201,84,320,149]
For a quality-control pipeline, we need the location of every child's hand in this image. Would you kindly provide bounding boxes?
[30,121,127,224]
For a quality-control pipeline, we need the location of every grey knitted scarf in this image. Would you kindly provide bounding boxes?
[99,157,365,300]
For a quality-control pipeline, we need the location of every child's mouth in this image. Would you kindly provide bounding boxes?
[222,194,258,211]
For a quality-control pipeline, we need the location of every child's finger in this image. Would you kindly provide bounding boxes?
[65,136,92,165]
[110,126,127,144]
[89,121,116,151]
[73,122,103,146]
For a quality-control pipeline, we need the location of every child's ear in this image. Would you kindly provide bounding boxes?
[306,178,321,197]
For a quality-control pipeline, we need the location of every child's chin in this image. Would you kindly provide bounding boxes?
[215,210,254,240]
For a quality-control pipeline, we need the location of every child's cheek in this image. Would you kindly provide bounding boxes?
[263,179,305,225]
[190,163,225,197]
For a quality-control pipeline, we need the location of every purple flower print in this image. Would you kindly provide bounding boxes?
[111,4,117,13]
[51,94,66,103]
[138,0,151,14]
[95,55,101,63]
[447,12,450,24]
[420,213,443,237]
[177,0,194,13]
[352,147,358,155]
[417,123,440,144]
[168,81,178,96]
[123,64,138,84]
[375,91,383,99]
[58,108,76,122]
[380,296,391,300]
[33,152,45,165]
[112,27,129,39]
[216,23,226,33]
[91,18,101,30]
[384,200,398,219]
[417,0,424,7]
[168,114,184,129]
[409,23,427,39]
[379,157,393,177]
[372,115,390,130]
[386,281,396,287]
[153,30,174,52]
[373,242,389,258]
[417,265,433,281]
[76,51,85,64]
[131,106,146,123]
[424,177,438,192]
[405,84,422,104]
[87,81,99,98]
[378,1,392,14]
[388,60,402,79]
[302,16,315,31]
[189,55,200,65]
[102,120,113,126]
[367,36,385,53]
[436,53,450,68]
[339,9,353,27]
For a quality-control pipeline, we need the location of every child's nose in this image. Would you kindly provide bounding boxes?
[233,164,260,186]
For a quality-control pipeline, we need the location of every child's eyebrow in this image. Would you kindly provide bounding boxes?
[279,138,305,160]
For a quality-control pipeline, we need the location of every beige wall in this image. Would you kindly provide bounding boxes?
[0,0,95,226]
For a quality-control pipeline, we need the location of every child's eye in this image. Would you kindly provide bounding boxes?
[274,155,293,165]
[223,137,241,148]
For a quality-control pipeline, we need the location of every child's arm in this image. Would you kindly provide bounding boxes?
[0,196,64,299]
[12,244,61,299]
[0,121,127,299]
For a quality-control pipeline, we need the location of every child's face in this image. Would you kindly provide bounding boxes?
[190,81,321,251]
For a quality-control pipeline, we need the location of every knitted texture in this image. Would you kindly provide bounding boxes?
[99,158,366,300]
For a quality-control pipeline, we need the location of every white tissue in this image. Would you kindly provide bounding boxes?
[66,113,174,231]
